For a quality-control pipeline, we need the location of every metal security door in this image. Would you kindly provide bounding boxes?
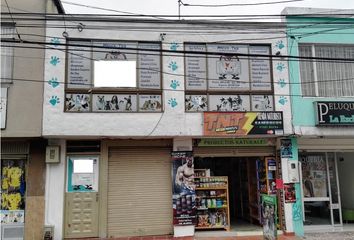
[64,156,99,238]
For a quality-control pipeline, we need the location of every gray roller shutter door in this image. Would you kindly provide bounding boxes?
[107,147,173,237]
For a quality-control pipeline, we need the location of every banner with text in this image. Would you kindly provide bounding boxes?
[203,112,283,136]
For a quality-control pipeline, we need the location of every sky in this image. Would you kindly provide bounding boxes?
[61,0,354,20]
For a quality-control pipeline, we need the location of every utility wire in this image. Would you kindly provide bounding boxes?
[3,0,22,40]
[180,0,303,7]
[2,76,354,99]
[2,38,354,63]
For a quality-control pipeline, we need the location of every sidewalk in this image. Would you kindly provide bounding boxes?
[69,232,354,240]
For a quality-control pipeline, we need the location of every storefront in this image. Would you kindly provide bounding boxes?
[192,138,279,232]
[63,139,174,239]
[1,142,29,240]
[297,138,354,230]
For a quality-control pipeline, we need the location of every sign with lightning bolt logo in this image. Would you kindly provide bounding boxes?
[203,111,283,136]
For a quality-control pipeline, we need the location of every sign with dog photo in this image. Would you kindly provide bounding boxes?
[139,95,162,112]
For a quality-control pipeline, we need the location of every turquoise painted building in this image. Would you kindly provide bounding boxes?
[282,7,354,235]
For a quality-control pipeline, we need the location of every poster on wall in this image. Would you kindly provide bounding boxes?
[301,155,328,198]
[280,139,293,158]
[139,95,162,112]
[185,44,207,90]
[172,151,196,226]
[251,95,274,111]
[207,44,250,91]
[185,95,208,112]
[204,111,283,136]
[284,183,296,203]
[209,95,250,112]
[250,46,271,90]
[262,194,277,240]
[138,43,161,89]
[67,41,92,89]
[1,159,26,213]
[0,210,25,224]
[65,93,91,112]
[92,94,137,112]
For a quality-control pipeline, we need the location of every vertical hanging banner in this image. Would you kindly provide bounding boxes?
[262,194,277,240]
[172,151,196,225]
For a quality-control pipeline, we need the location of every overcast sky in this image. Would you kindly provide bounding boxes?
[62,0,354,20]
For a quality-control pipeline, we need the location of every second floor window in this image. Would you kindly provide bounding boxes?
[299,44,354,97]
[65,40,162,112]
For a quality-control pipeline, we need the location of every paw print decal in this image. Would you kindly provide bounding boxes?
[278,96,288,105]
[276,62,285,72]
[51,37,60,46]
[278,79,286,88]
[275,40,285,50]
[168,61,178,72]
[48,77,60,88]
[170,42,179,51]
[170,80,180,90]
[168,98,178,108]
[49,96,60,106]
[50,56,60,66]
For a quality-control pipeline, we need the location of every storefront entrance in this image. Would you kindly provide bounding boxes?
[194,156,276,232]
[300,152,342,227]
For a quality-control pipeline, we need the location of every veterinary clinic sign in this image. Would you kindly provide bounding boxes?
[316,101,354,125]
[203,112,283,136]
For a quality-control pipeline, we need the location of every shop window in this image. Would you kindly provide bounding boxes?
[0,159,26,224]
[184,43,274,112]
[65,40,162,112]
[299,44,354,97]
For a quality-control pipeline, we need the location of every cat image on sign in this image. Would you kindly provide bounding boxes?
[104,51,127,60]
[217,55,241,80]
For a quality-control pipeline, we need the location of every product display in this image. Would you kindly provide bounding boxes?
[194,174,230,230]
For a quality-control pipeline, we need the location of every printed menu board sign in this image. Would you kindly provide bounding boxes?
[185,44,207,90]
[138,43,161,89]
[250,46,271,90]
[67,41,92,88]
[207,44,250,90]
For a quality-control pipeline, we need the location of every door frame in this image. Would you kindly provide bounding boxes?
[64,155,100,238]
[300,152,343,229]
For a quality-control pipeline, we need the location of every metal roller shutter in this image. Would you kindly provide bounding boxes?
[107,147,173,237]
[194,146,275,157]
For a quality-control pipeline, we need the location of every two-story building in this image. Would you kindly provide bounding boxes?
[1,0,64,239]
[283,7,354,235]
[40,15,297,239]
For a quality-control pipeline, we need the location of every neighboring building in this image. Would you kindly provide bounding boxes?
[42,16,295,239]
[1,1,64,239]
[283,7,354,235]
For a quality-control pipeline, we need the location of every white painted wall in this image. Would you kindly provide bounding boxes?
[45,139,66,240]
[337,152,354,209]
[43,20,292,138]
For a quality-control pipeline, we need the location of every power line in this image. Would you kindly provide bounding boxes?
[2,38,354,63]
[180,0,304,7]
[2,76,354,99]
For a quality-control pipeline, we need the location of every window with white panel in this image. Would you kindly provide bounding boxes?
[1,25,14,83]
[299,44,354,97]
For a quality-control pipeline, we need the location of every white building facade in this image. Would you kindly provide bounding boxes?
[43,17,295,239]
